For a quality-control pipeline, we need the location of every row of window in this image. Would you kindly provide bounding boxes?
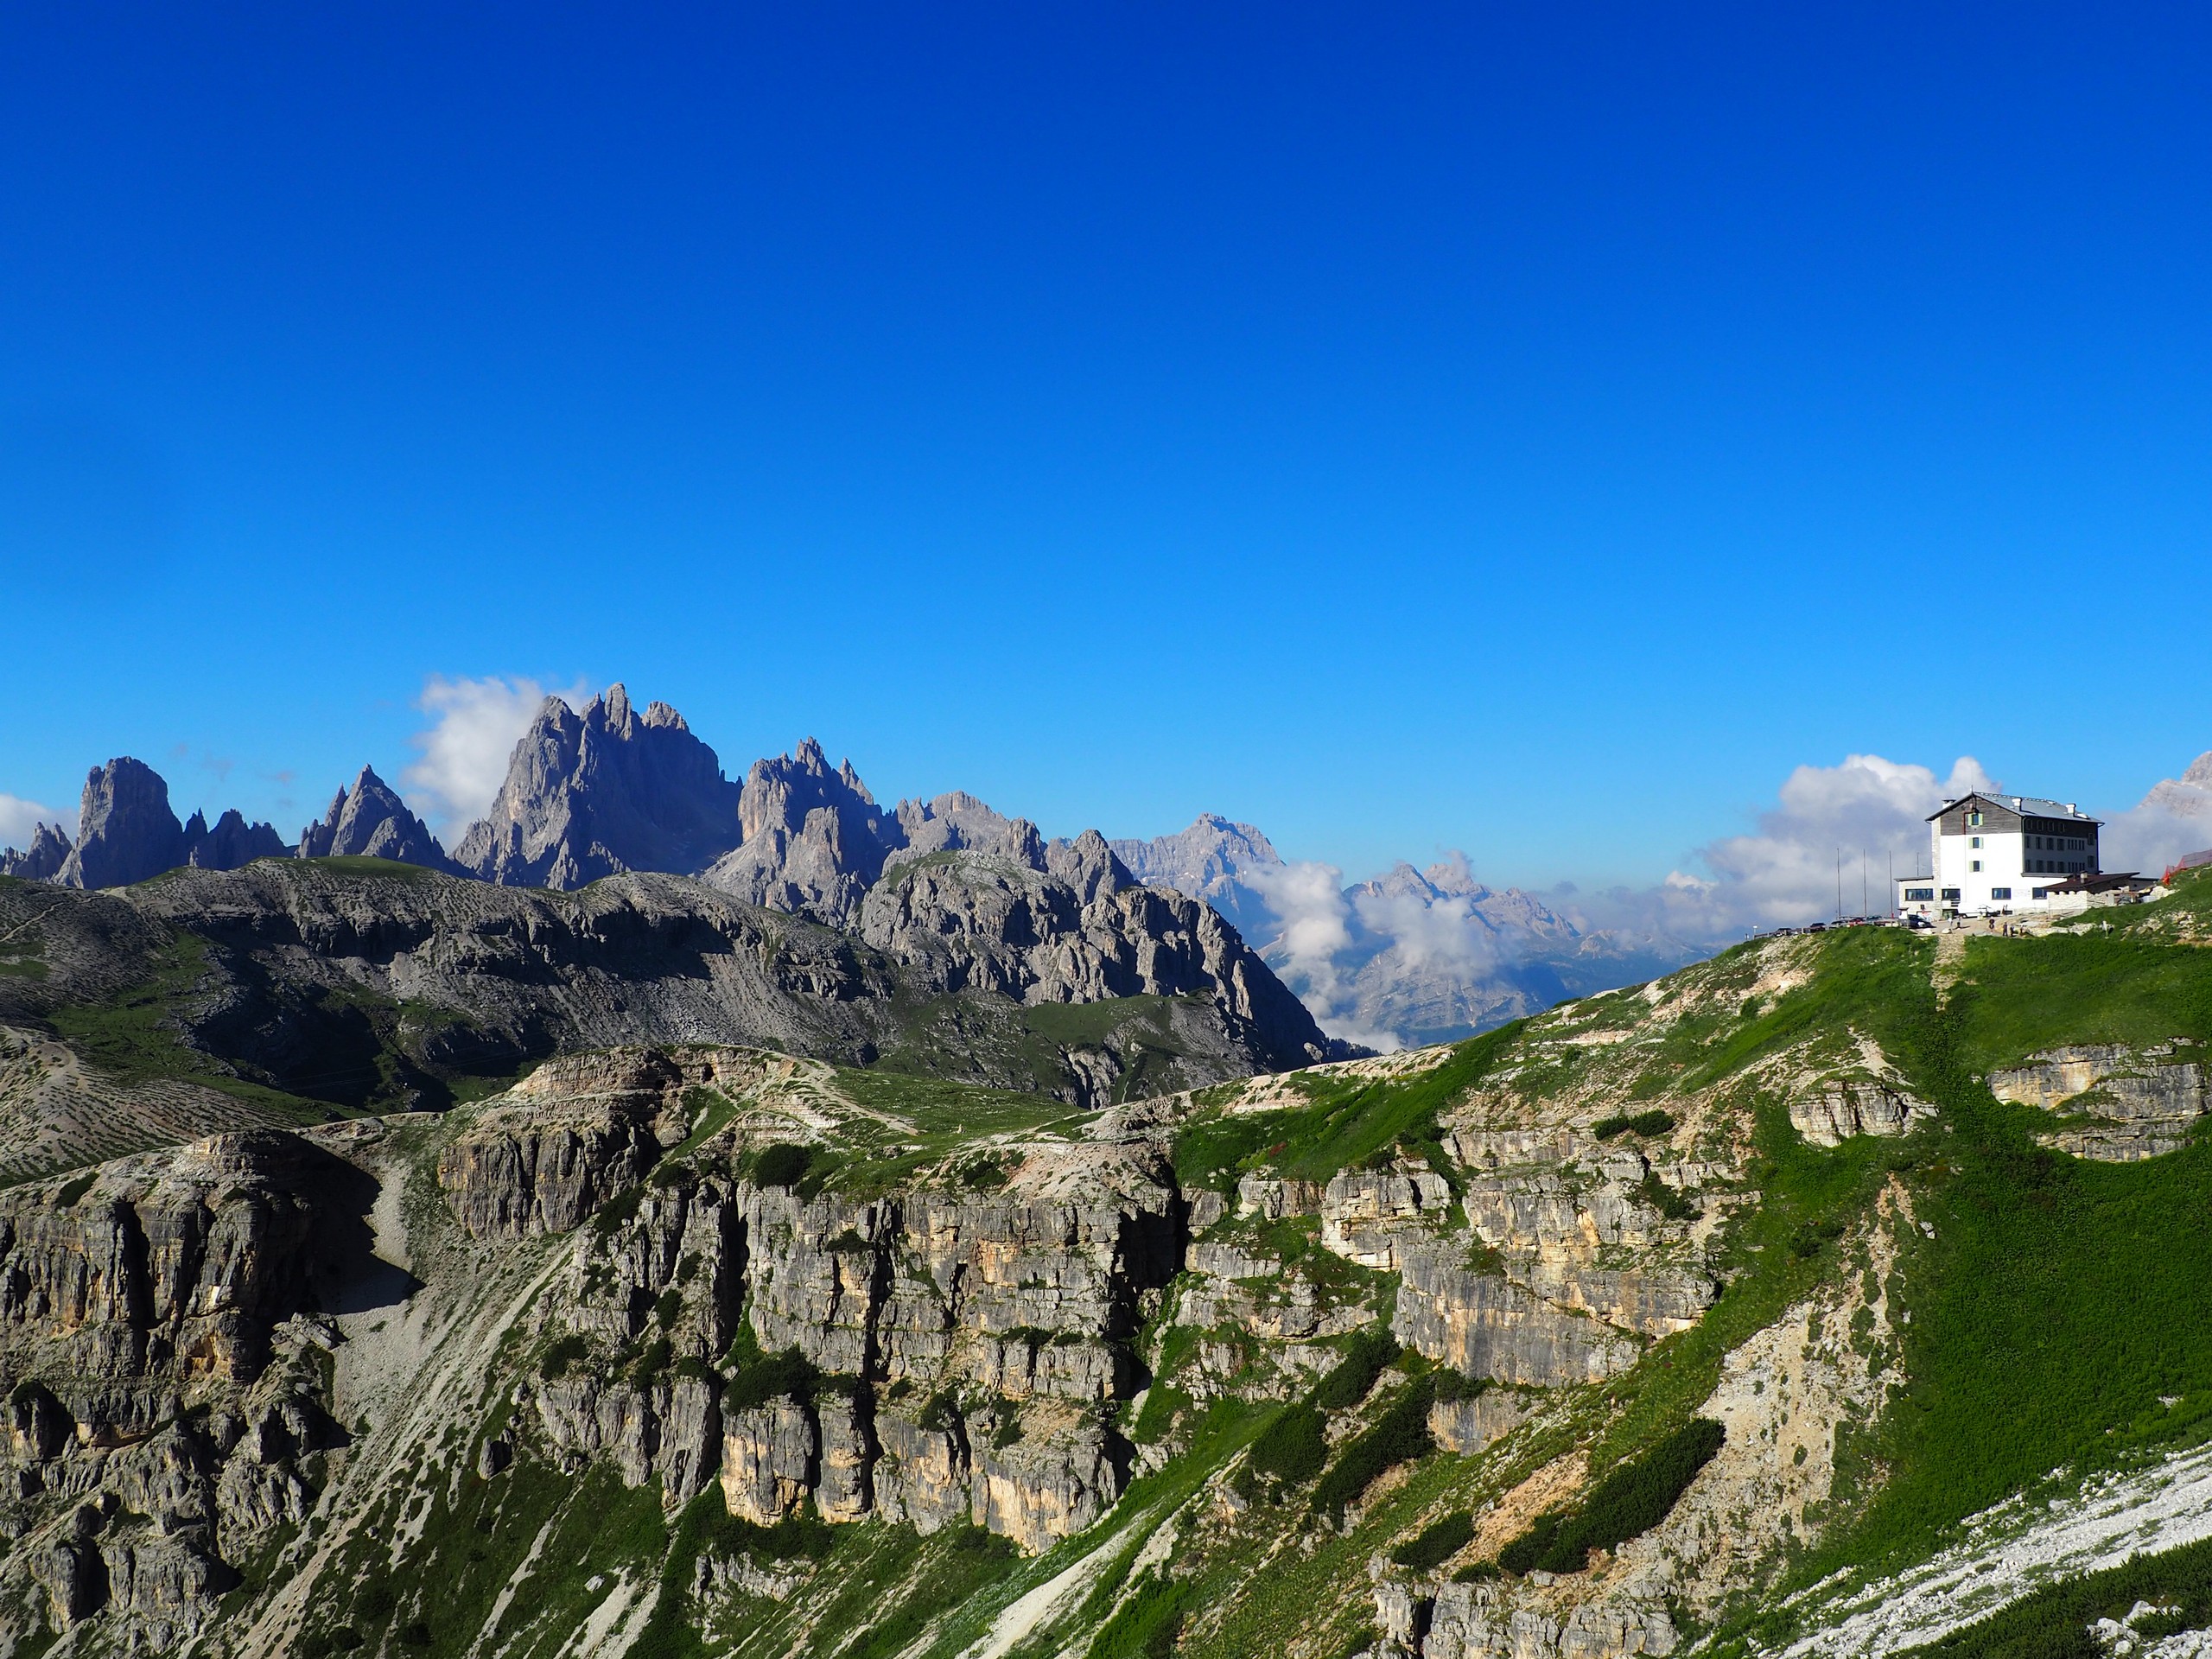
[1903,884,2063,907]
[1966,833,2090,853]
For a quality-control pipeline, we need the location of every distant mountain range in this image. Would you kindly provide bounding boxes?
[1113,816,1706,1047]
[2,683,1704,1046]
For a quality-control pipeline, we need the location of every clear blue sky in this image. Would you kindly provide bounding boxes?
[4,3,2209,885]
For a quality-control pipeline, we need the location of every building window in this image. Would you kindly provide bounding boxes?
[2032,887,2050,899]
[1971,860,1982,872]
[1942,887,1961,901]
[1992,887,2012,900]
[1904,887,1935,902]
[1970,836,1983,849]
[1968,810,1983,827]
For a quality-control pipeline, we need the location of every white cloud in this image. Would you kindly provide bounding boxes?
[1659,753,1996,937]
[402,674,586,835]
[1243,859,1354,1001]
[1239,858,1416,1046]
[2099,751,2212,877]
[1350,887,1496,976]
[0,792,65,850]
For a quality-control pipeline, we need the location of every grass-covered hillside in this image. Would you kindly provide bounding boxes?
[3,868,2211,1659]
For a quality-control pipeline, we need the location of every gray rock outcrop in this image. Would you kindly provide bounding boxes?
[1989,1044,2208,1160]
[453,685,744,888]
[1376,1579,1679,1659]
[296,764,452,868]
[0,821,72,880]
[1789,1079,1930,1147]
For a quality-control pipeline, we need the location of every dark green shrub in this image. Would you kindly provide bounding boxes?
[1246,1402,1328,1488]
[539,1333,591,1381]
[1592,1109,1675,1141]
[355,1581,397,1624]
[1313,1376,1437,1521]
[917,1389,962,1434]
[628,1337,672,1383]
[706,1505,834,1561]
[397,1621,432,1648]
[1314,1330,1402,1411]
[1501,1417,1725,1574]
[1392,1510,1475,1572]
[1791,1217,1847,1257]
[1428,1369,1489,1404]
[725,1346,820,1413]
[1640,1173,1700,1223]
[1452,1560,1501,1583]
[1497,1512,1562,1574]
[753,1142,814,1189]
[54,1172,97,1208]
[591,1185,645,1236]
[962,1154,1010,1192]
[1088,1568,1187,1659]
[653,1288,683,1327]
[826,1228,872,1253]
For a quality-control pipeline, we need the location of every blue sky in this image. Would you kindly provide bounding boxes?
[3,3,2210,888]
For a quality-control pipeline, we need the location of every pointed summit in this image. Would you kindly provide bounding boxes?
[701,741,903,925]
[298,765,454,868]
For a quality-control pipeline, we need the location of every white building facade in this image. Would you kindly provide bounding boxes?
[1894,792,2101,918]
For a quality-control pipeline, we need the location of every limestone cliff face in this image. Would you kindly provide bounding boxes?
[0,1131,350,1648]
[1789,1078,1931,1147]
[454,685,745,888]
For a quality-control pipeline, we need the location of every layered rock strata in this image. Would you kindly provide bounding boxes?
[1989,1043,2208,1160]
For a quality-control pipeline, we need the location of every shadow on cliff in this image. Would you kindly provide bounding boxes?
[291,1145,424,1318]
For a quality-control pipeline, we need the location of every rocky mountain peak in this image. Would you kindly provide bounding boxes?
[48,758,286,889]
[55,758,184,890]
[1044,828,1135,905]
[892,791,1042,868]
[184,808,288,872]
[298,765,453,868]
[1111,812,1283,939]
[0,820,73,880]
[452,686,743,889]
[702,741,900,925]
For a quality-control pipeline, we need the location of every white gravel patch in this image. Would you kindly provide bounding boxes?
[1773,1440,2212,1659]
